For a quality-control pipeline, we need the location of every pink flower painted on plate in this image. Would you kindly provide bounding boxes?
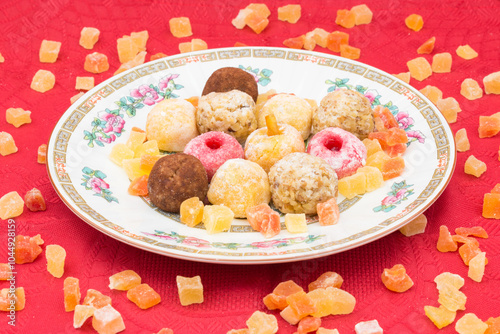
[86,176,110,194]
[158,74,179,91]
[251,239,286,249]
[96,133,116,144]
[130,85,163,106]
[381,195,398,207]
[364,89,378,104]
[406,130,426,143]
[396,112,414,130]
[98,111,125,134]
[182,237,211,248]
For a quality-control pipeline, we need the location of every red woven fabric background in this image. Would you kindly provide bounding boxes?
[0,0,499,333]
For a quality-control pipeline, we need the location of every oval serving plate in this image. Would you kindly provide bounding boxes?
[47,47,456,264]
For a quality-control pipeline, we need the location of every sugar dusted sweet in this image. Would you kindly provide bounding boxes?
[351,4,373,25]
[420,85,443,105]
[432,52,452,73]
[92,304,126,334]
[263,280,303,310]
[285,213,307,233]
[464,155,487,177]
[180,197,204,228]
[308,272,343,291]
[176,275,203,306]
[84,52,109,73]
[83,289,112,309]
[434,272,464,290]
[438,284,467,312]
[468,252,486,282]
[456,45,478,60]
[202,205,234,234]
[483,71,500,94]
[0,287,25,311]
[437,97,461,124]
[407,57,432,81]
[461,78,483,100]
[278,4,301,24]
[336,9,355,28]
[381,264,414,292]
[75,76,94,91]
[316,198,340,226]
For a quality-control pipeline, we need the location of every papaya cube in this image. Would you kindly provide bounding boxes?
[114,50,147,75]
[127,283,161,309]
[263,280,303,311]
[79,27,100,49]
[424,305,456,329]
[285,213,307,233]
[232,8,253,29]
[0,287,25,311]
[316,198,340,226]
[455,313,488,334]
[468,252,486,282]
[37,144,47,164]
[434,272,464,291]
[432,52,452,73]
[128,174,149,196]
[176,275,203,306]
[311,28,329,48]
[460,78,483,100]
[122,158,150,180]
[286,291,317,319]
[362,138,383,157]
[366,151,405,180]
[116,36,138,63]
[437,97,461,124]
[0,191,24,219]
[92,305,126,334]
[179,41,192,53]
[483,70,500,94]
[478,114,500,138]
[340,44,360,60]
[280,305,302,325]
[109,143,134,167]
[283,35,305,49]
[139,154,161,172]
[244,11,269,34]
[483,193,500,219]
[130,30,148,52]
[357,166,384,192]
[84,52,109,74]
[399,213,427,236]
[246,311,278,334]
[202,205,234,234]
[191,38,208,51]
[73,305,96,328]
[381,264,414,292]
[0,53,4,62]
[407,57,432,81]
[64,277,81,312]
[180,197,204,228]
[6,107,31,128]
[338,172,366,199]
[417,36,436,54]
[46,244,66,278]
[420,85,443,105]
[464,155,486,177]
[308,287,355,317]
[405,14,424,31]
[31,69,55,92]
[393,72,411,84]
[298,316,321,333]
[355,320,383,334]
[39,40,61,63]
[437,225,458,252]
[308,271,343,291]
[326,31,349,53]
[351,4,373,25]
[134,140,159,158]
[245,203,281,238]
[278,4,301,24]
[455,226,488,238]
[126,129,147,151]
[246,3,271,18]
[303,31,316,51]
[169,17,192,38]
[456,44,478,60]
[83,289,112,309]
[70,92,85,104]
[75,76,94,91]
[336,9,355,28]
[109,270,142,291]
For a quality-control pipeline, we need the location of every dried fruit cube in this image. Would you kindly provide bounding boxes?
[492,184,500,194]
[38,144,47,164]
[169,17,192,38]
[127,174,148,196]
[122,158,149,180]
[176,275,203,306]
[246,3,271,18]
[246,311,278,334]
[437,225,458,252]
[459,242,487,266]
[0,287,25,311]
[417,36,436,54]
[336,9,355,28]
[308,271,343,291]
[126,129,147,151]
[479,114,500,138]
[150,52,167,61]
[381,264,414,292]
[438,284,467,311]
[139,154,161,172]
[340,44,360,60]
[464,155,487,177]
[405,14,424,31]
[437,97,461,124]
[286,291,317,319]
[31,69,55,92]
[191,38,208,51]
[245,203,281,238]
[79,27,100,49]
[202,205,234,234]
[280,305,302,325]
[327,31,349,53]
[73,304,95,328]
[179,42,192,53]
[460,78,483,100]
[109,144,134,167]
[0,191,24,220]
[407,57,432,81]
[92,304,125,334]
[70,92,85,104]
[64,277,81,312]
[338,172,366,199]
[75,76,94,91]
[180,197,204,227]
[355,319,383,334]
[483,193,500,219]
[83,289,112,309]
[15,234,43,264]
[316,198,340,226]
[452,234,480,248]
[46,244,66,278]
[317,329,340,334]
[363,138,383,157]
[456,45,478,60]
[311,28,329,48]
[285,213,307,233]
[116,36,138,64]
[399,213,427,236]
[393,72,411,84]
[6,107,31,128]
[263,280,303,310]
[373,105,399,131]
[130,30,148,52]
[366,151,405,180]
[134,140,159,158]
[39,40,61,63]
[455,128,470,150]
[109,270,142,291]
[303,31,316,51]
[278,4,301,24]
[84,52,109,73]
[244,11,269,34]
[485,317,500,334]
[455,313,488,334]
[483,70,500,94]
[424,305,456,329]
[127,283,161,309]
[0,263,12,280]
[420,85,443,105]
[455,226,488,238]
[232,8,253,29]
[468,252,486,282]
[432,52,452,73]
[360,166,385,192]
[434,272,464,290]
[351,4,373,25]
[25,188,46,212]
[297,316,321,334]
[0,132,18,156]
[283,35,305,49]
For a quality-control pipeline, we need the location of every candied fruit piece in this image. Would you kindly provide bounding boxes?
[232,8,253,29]
[150,52,167,61]
[64,277,81,312]
[407,57,432,81]
[246,3,271,18]
[122,158,149,180]
[0,287,25,311]
[70,92,85,104]
[432,52,452,73]
[314,287,356,316]
[336,9,355,28]
[126,129,147,151]
[311,28,329,48]
[417,36,436,54]
[351,4,373,25]
[179,42,192,53]
[180,197,204,228]
[244,11,269,34]
[116,36,138,64]
[484,71,500,94]
[127,283,161,309]
[38,144,47,164]
[452,235,480,248]
[15,234,43,264]
[139,154,161,172]
[455,226,488,238]
[6,107,31,128]
[308,271,343,291]
[92,304,126,334]
[491,184,500,194]
[25,188,46,212]
[485,317,500,334]
[83,289,112,309]
[278,4,301,23]
[285,213,307,233]
[176,275,203,306]
[75,76,94,91]
[373,105,399,131]
[114,50,146,74]
[483,193,500,219]
[191,38,208,51]
[355,319,383,334]
[109,143,135,167]
[461,78,483,100]
[437,97,461,124]
[246,311,278,334]
[438,284,467,311]
[399,213,427,236]
[245,203,281,238]
[479,114,500,138]
[366,151,405,180]
[420,85,443,105]
[280,305,302,325]
[286,291,317,319]
[468,252,486,282]
[79,27,100,49]
[284,35,305,49]
[381,264,414,292]
[0,191,24,219]
[393,72,411,84]
[73,304,95,328]
[456,313,488,334]
[338,172,366,199]
[46,244,66,278]
[202,205,234,234]
[0,263,12,280]
[434,272,464,290]
[316,198,340,226]
[424,305,456,329]
[405,14,424,31]
[317,329,340,334]
[303,31,316,51]
[109,269,141,291]
[340,44,360,60]
[363,138,383,157]
[359,166,384,192]
[169,17,192,38]
[0,132,18,156]
[39,40,61,63]
[459,242,487,266]
[455,128,470,151]
[263,280,303,311]
[327,31,349,53]
[130,30,148,52]
[464,155,487,177]
[134,139,159,158]
[437,225,458,252]
[297,316,321,334]
[457,45,478,60]
[31,69,55,92]
[84,52,109,74]
[128,175,148,196]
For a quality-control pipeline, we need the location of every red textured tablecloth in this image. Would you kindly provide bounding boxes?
[1,0,499,333]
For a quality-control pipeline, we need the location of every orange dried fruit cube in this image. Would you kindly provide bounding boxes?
[84,52,109,73]
[340,44,360,60]
[483,70,500,94]
[39,40,61,63]
[246,311,278,334]
[452,234,480,248]
[303,31,316,51]
[437,225,458,252]
[83,289,112,309]
[234,42,247,47]
[455,226,488,238]
[38,144,47,164]
[464,155,487,177]
[46,244,66,278]
[109,270,142,291]
[455,313,488,334]
[393,72,411,84]
[286,291,317,319]
[362,138,383,157]
[483,193,500,219]
[139,154,161,172]
[191,38,208,51]
[0,263,12,280]
[381,264,414,292]
[14,234,43,264]
[169,17,193,38]
[150,52,167,61]
[317,198,340,226]
[280,305,302,325]
[308,271,343,291]
[117,36,138,64]
[456,44,478,60]
[459,242,485,266]
[479,114,500,138]
[311,28,329,48]
[180,197,204,228]
[283,35,305,49]
[92,304,126,334]
[338,172,366,199]
[407,57,432,81]
[176,275,204,306]
[130,30,148,52]
[432,52,452,73]
[6,107,32,128]
[491,183,500,194]
[263,280,303,310]
[285,213,307,233]
[307,287,356,317]
[202,205,234,234]
[31,69,55,92]
[232,8,253,29]
[278,4,301,23]
[73,305,95,328]
[179,41,192,53]
[127,283,161,309]
[424,305,456,329]
[0,53,4,62]
[244,11,269,34]
[355,320,383,334]
[373,105,399,130]
[351,4,373,25]
[366,151,405,180]
[297,316,321,334]
[405,14,424,31]
[326,31,349,53]
[75,76,95,91]
[64,277,81,312]
[420,85,443,105]
[79,27,100,49]
[246,3,271,18]
[336,9,355,28]
[438,284,467,312]
[128,175,148,196]
[0,287,25,311]
[399,213,427,236]
[468,252,486,282]
[437,97,461,124]
[485,316,500,334]
[317,328,340,334]
[460,78,483,100]
[417,36,436,54]
[185,96,199,107]
[245,203,281,238]
[70,92,85,104]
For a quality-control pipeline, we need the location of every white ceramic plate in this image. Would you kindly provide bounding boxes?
[47,47,456,264]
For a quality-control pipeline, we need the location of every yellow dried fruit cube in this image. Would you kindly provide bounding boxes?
[0,191,24,220]
[455,128,470,152]
[79,27,100,49]
[126,130,147,151]
[304,31,316,51]
[179,42,192,53]
[176,275,203,306]
[351,4,373,25]
[246,311,278,333]
[134,140,159,158]
[39,40,61,63]
[338,172,366,199]
[308,287,356,317]
[130,30,149,52]
[278,4,301,24]
[393,72,410,84]
[434,272,464,290]
[114,51,147,75]
[202,205,234,234]
[46,244,66,278]
[399,213,427,236]
[455,313,488,334]
[317,329,340,334]
[109,144,135,167]
[73,305,95,328]
[280,305,302,325]
[191,38,208,51]
[232,8,253,29]
[169,17,193,38]
[456,45,478,60]
[109,270,142,291]
[468,251,486,282]
[483,70,500,94]
[6,108,32,128]
[122,158,150,180]
[362,138,383,157]
[407,57,432,81]
[117,35,138,64]
[460,78,483,100]
[75,76,94,91]
[437,97,461,124]
[311,28,329,48]
[357,166,384,192]
[464,155,487,177]
[285,213,307,233]
[180,197,204,227]
[31,69,55,93]
[420,85,443,105]
[431,52,452,73]
[424,305,456,329]
[438,284,467,312]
